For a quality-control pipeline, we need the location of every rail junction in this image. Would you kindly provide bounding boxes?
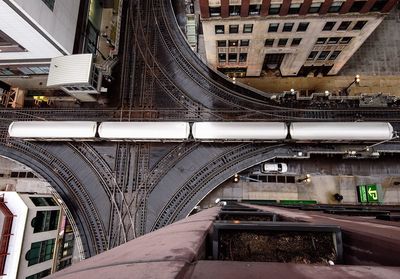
[0,0,400,258]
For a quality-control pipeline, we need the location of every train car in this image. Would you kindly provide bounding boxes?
[290,122,394,141]
[191,122,288,141]
[8,121,97,140]
[98,122,190,141]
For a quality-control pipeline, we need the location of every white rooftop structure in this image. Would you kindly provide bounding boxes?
[47,54,94,87]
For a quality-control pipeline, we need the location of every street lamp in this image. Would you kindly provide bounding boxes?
[297,174,311,183]
[344,74,361,95]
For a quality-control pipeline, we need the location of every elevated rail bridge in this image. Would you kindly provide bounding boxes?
[0,0,400,258]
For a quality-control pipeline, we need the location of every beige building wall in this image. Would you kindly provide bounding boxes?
[202,13,384,76]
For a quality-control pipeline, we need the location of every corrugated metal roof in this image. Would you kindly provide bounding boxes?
[47,54,93,86]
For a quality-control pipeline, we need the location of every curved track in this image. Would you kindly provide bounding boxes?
[1,0,400,258]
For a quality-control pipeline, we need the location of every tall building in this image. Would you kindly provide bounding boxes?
[0,0,81,79]
[0,192,61,279]
[199,0,397,77]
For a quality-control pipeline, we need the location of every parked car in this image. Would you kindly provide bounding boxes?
[262,163,288,173]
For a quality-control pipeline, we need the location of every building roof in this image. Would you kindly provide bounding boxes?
[47,54,93,87]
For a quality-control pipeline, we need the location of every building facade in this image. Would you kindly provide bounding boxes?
[199,0,397,77]
[0,0,81,79]
[1,192,61,279]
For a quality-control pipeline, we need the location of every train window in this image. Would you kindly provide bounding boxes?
[10,172,18,178]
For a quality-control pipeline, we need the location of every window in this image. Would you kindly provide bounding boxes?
[249,4,261,15]
[316,37,327,44]
[323,22,336,31]
[218,53,226,62]
[297,22,309,32]
[328,51,341,60]
[42,0,55,11]
[217,40,226,47]
[268,23,279,32]
[265,39,274,46]
[283,23,294,32]
[291,38,302,46]
[240,39,250,46]
[288,3,302,14]
[30,197,57,207]
[371,0,388,11]
[229,5,241,16]
[239,53,248,62]
[209,6,221,16]
[243,24,253,33]
[327,37,340,44]
[269,4,281,15]
[228,53,238,62]
[215,25,224,34]
[350,1,367,12]
[328,1,343,13]
[307,51,318,60]
[340,37,353,44]
[308,2,322,13]
[278,38,288,47]
[26,269,51,279]
[229,25,239,33]
[31,210,60,233]
[228,40,239,46]
[338,21,351,30]
[26,239,56,266]
[317,51,330,60]
[353,20,367,30]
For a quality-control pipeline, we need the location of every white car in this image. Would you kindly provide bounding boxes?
[262,163,288,173]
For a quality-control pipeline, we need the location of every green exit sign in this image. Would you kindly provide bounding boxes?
[357,184,381,203]
[366,184,379,202]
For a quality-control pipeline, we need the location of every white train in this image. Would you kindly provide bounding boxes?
[8,121,394,142]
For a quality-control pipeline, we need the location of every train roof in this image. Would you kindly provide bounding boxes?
[192,122,288,140]
[98,122,190,140]
[290,122,394,141]
[8,121,98,138]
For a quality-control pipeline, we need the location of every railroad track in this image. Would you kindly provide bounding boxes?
[0,139,108,255]
[69,142,136,247]
[133,142,200,235]
[151,143,284,230]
